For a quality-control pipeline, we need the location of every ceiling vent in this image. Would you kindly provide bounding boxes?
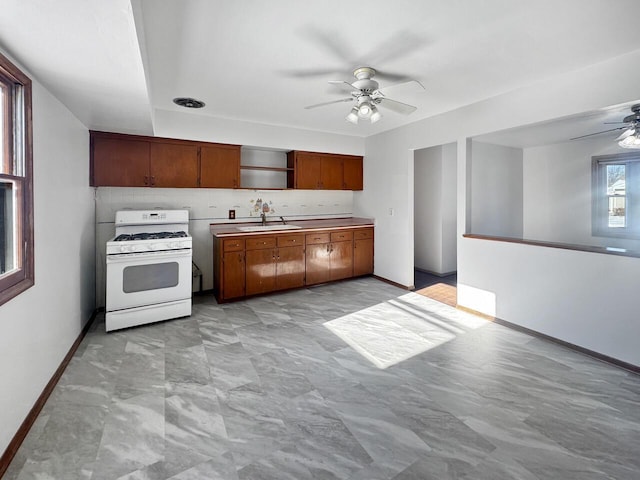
[173,97,205,108]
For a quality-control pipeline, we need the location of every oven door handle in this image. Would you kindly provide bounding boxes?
[106,249,192,263]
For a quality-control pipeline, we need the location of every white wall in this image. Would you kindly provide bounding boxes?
[414,143,457,275]
[356,48,640,365]
[471,141,523,237]
[441,142,457,273]
[414,146,443,273]
[522,136,640,250]
[0,64,95,453]
[95,187,354,307]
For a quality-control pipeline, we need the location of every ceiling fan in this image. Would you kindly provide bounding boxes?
[571,103,640,148]
[304,67,424,124]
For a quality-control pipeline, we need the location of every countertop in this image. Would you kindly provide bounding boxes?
[210,217,375,237]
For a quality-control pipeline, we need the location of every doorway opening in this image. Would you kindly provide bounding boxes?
[413,142,457,306]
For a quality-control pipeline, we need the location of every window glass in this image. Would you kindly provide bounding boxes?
[606,164,625,228]
[593,154,640,238]
[0,83,5,173]
[0,52,33,305]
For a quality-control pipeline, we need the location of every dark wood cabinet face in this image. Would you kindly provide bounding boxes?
[289,151,363,190]
[343,156,363,190]
[149,142,199,188]
[246,248,277,295]
[354,238,374,276]
[92,137,149,187]
[200,145,241,188]
[214,226,373,302]
[222,251,245,299]
[275,245,305,290]
[329,240,354,281]
[305,243,331,285]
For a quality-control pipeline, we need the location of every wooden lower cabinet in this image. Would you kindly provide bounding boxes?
[214,227,372,302]
[246,248,277,295]
[222,251,245,299]
[353,228,374,276]
[275,245,305,289]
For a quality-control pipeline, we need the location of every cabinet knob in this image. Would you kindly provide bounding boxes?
[144,175,149,185]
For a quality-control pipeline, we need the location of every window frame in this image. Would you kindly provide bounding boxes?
[0,51,33,306]
[592,151,640,239]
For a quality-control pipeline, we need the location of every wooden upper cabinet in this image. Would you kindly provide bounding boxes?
[200,144,241,188]
[290,152,322,189]
[321,156,343,190]
[91,135,150,187]
[343,155,363,191]
[149,142,198,188]
[288,150,363,190]
[91,131,241,189]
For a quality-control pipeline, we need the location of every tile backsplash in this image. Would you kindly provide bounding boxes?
[95,187,354,306]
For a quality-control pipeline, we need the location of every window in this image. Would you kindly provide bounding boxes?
[0,51,33,306]
[592,152,640,238]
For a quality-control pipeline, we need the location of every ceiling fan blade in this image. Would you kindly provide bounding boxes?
[377,79,425,97]
[281,67,345,78]
[377,97,417,115]
[616,128,635,141]
[372,70,412,82]
[328,80,358,92]
[304,98,353,110]
[570,126,626,140]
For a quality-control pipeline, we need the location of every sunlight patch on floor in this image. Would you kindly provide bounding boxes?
[324,292,486,369]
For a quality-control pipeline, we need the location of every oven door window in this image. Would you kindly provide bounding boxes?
[122,262,179,293]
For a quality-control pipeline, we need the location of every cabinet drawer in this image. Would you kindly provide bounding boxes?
[331,231,353,242]
[277,234,304,247]
[246,237,277,250]
[223,238,245,252]
[306,232,330,245]
[354,228,373,240]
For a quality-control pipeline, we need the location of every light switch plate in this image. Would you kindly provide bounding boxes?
[228,210,235,219]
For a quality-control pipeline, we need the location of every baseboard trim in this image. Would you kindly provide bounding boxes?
[373,275,413,290]
[457,305,639,375]
[414,268,457,277]
[0,309,98,477]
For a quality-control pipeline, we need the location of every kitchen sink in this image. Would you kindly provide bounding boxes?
[236,224,302,232]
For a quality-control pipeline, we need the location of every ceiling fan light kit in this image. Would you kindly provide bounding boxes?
[571,103,640,149]
[306,66,422,125]
[618,131,640,149]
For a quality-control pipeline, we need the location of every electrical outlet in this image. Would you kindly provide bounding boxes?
[388,208,394,216]
[228,209,235,219]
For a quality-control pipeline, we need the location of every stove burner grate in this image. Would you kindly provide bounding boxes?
[114,231,188,242]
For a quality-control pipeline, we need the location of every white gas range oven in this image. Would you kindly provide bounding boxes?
[105,210,192,332]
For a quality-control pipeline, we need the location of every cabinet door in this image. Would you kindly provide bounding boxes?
[295,153,322,189]
[92,136,149,187]
[342,156,363,190]
[320,156,344,190]
[246,249,276,295]
[150,143,199,188]
[276,245,305,290]
[201,145,241,188]
[354,238,374,276]
[305,243,331,285]
[330,240,354,281]
[222,251,245,299]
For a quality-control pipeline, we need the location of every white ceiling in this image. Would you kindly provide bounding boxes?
[2,0,640,139]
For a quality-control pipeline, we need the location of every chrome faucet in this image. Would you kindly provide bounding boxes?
[280,216,287,225]
[261,211,267,226]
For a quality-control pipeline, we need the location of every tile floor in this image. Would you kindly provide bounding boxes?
[4,277,640,479]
